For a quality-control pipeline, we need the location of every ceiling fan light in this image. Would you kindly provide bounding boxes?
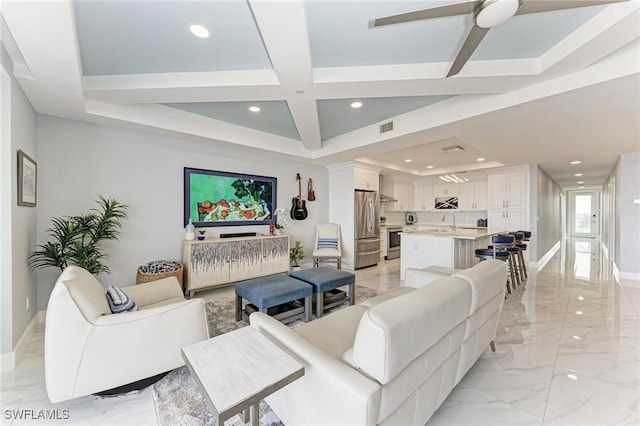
[475,0,520,29]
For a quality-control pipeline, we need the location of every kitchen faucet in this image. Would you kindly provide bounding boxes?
[441,212,456,231]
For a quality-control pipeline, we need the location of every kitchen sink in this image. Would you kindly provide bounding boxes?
[426,228,453,234]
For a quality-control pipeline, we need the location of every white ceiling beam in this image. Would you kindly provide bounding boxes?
[85,99,312,158]
[83,70,283,104]
[2,0,85,118]
[249,0,321,150]
[313,42,640,161]
[539,1,639,74]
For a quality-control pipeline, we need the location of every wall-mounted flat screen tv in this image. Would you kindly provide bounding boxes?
[184,167,277,227]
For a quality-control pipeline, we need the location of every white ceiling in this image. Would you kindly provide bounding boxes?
[2,0,639,189]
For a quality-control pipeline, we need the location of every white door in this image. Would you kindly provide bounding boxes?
[569,190,600,238]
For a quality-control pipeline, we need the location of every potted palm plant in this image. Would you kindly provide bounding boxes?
[290,240,305,269]
[28,195,128,275]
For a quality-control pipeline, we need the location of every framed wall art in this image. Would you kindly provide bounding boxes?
[17,150,37,207]
[184,167,277,227]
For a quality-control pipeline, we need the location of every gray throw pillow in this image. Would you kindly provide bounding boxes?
[106,286,138,314]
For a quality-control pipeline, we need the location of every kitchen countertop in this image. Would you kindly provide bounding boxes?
[401,228,504,240]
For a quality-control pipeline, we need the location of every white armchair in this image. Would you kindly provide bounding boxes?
[44,266,209,403]
[312,223,342,269]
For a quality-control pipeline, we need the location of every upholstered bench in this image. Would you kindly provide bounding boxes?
[235,274,313,324]
[289,267,355,318]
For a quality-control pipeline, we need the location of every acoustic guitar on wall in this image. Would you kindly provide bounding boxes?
[307,178,316,202]
[291,173,308,220]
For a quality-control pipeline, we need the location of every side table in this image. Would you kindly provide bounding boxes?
[181,326,303,425]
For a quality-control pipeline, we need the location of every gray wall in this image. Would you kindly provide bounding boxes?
[1,50,38,353]
[602,160,619,265]
[617,153,640,276]
[35,115,329,309]
[535,166,562,260]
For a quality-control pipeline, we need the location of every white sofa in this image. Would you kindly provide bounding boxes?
[250,259,507,425]
[44,266,209,403]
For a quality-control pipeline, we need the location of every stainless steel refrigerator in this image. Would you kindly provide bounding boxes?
[354,190,380,269]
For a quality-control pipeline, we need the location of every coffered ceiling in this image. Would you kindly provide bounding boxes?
[2,0,639,188]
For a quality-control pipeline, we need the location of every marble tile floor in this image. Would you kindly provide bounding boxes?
[1,238,638,425]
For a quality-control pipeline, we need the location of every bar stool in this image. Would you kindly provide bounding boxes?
[475,234,518,294]
[486,234,521,288]
[518,230,532,242]
[509,232,528,280]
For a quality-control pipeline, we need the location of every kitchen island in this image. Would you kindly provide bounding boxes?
[400,227,505,279]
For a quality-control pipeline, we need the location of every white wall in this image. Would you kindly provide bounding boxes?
[328,164,355,270]
[534,166,562,260]
[618,152,640,278]
[603,152,640,282]
[36,115,329,308]
[10,73,37,346]
[1,47,38,355]
[1,50,14,354]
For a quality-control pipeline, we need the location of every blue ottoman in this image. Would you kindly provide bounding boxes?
[235,274,313,323]
[289,267,355,318]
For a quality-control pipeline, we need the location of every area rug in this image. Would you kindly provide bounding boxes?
[151,285,380,426]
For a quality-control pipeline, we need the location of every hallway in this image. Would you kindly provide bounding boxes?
[426,238,640,425]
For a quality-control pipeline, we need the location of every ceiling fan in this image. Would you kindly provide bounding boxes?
[373,0,628,78]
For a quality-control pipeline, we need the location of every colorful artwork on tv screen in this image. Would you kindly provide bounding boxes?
[184,168,277,227]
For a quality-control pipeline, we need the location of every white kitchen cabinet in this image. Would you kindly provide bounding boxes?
[400,233,454,279]
[382,177,413,211]
[354,167,379,191]
[487,170,526,209]
[488,208,526,231]
[459,180,488,211]
[414,181,434,211]
[487,166,528,231]
[433,182,459,196]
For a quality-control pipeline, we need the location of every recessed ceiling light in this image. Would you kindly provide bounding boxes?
[567,374,578,381]
[570,160,582,165]
[426,165,434,169]
[404,159,412,163]
[577,181,584,184]
[248,106,261,113]
[189,23,210,39]
[579,186,585,189]
[477,158,485,162]
[350,101,363,109]
[574,173,583,177]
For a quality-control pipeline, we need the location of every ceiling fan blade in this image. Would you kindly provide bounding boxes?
[447,25,490,77]
[374,1,478,27]
[517,0,628,15]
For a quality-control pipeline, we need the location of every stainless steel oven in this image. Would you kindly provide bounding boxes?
[386,227,402,260]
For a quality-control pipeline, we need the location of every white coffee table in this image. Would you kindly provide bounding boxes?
[181,326,304,426]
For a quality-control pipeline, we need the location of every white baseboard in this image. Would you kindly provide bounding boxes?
[0,313,39,372]
[619,271,640,281]
[617,267,640,287]
[529,241,560,271]
[0,352,15,372]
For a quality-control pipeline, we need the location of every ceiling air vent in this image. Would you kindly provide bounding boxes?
[442,145,465,155]
[379,121,394,134]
